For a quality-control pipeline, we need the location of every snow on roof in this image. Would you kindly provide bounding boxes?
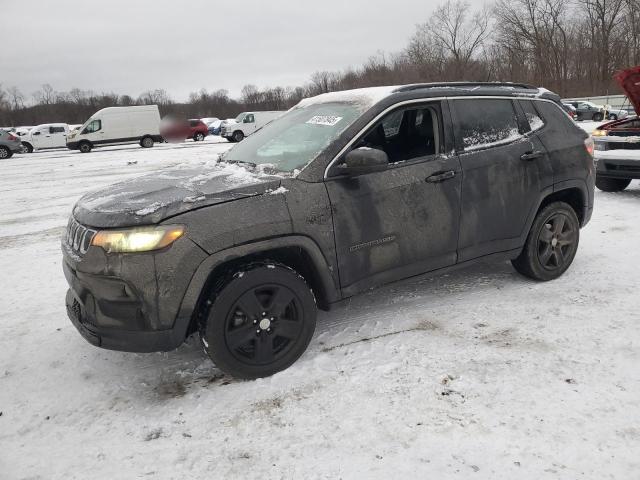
[296,86,398,110]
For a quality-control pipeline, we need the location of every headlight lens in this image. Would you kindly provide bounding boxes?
[592,129,607,136]
[91,225,185,253]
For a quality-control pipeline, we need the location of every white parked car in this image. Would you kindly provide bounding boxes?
[221,111,285,142]
[21,123,70,153]
[66,105,162,153]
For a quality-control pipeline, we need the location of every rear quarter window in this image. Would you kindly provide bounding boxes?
[452,98,521,151]
[534,101,584,137]
[520,100,545,132]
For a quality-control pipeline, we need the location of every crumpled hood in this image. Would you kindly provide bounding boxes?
[73,162,283,228]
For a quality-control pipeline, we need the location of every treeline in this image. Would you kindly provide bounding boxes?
[1,0,639,126]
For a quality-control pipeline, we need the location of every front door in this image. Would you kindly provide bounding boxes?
[325,101,462,296]
[449,97,548,261]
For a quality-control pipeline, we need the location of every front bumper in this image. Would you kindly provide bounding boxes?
[62,229,208,353]
[66,141,79,150]
[595,153,640,179]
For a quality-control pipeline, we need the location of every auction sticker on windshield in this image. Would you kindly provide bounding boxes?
[306,116,343,126]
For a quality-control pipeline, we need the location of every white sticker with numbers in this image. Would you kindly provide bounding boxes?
[306,115,343,126]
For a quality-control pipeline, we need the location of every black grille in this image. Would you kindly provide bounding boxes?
[65,218,96,255]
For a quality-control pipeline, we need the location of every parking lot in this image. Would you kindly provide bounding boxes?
[1,135,639,478]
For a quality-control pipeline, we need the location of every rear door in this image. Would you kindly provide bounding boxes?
[450,97,549,261]
[50,126,67,148]
[326,100,462,295]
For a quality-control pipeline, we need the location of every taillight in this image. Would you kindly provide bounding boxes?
[584,137,594,156]
[8,134,17,140]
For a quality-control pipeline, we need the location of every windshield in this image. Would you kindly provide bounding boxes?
[223,103,362,172]
[235,113,247,123]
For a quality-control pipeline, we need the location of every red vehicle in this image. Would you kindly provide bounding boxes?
[590,65,640,191]
[161,118,209,142]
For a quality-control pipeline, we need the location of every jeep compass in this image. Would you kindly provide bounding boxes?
[62,83,595,378]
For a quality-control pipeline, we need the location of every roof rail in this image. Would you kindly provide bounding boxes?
[394,82,538,92]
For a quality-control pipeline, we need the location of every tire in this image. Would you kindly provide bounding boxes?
[595,177,631,192]
[140,136,154,148]
[593,112,604,122]
[194,132,205,142]
[608,114,618,121]
[512,202,580,281]
[232,130,244,142]
[200,263,317,379]
[0,146,12,159]
[22,142,33,153]
[78,141,92,153]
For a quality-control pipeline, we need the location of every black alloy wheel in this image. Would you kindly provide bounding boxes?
[200,263,316,379]
[536,212,578,271]
[512,202,580,281]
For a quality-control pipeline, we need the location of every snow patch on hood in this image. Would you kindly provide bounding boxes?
[73,160,283,227]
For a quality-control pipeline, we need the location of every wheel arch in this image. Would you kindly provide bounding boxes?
[539,184,588,225]
[174,236,340,340]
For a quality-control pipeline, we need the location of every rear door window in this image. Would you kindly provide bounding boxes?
[452,99,521,151]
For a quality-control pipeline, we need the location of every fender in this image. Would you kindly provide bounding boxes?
[170,235,341,341]
[553,178,592,226]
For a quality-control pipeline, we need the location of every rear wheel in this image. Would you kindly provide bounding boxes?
[595,177,631,192]
[194,132,205,142]
[608,114,618,120]
[0,146,12,159]
[78,141,92,153]
[232,130,244,142]
[512,202,580,281]
[140,136,154,148]
[593,112,604,121]
[200,263,317,379]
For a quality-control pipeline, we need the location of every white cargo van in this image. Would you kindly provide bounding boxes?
[66,105,162,153]
[221,111,284,142]
[21,123,69,153]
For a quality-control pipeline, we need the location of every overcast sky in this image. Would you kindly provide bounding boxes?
[1,0,482,102]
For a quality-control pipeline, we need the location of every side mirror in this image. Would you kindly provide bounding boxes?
[339,147,389,176]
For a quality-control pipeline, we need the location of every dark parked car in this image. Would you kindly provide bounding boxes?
[0,130,23,159]
[569,101,606,121]
[591,65,640,191]
[161,118,209,142]
[63,82,595,378]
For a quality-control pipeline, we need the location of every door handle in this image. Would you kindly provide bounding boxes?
[426,170,456,183]
[521,150,544,161]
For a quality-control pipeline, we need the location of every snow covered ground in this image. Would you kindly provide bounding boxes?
[1,135,639,479]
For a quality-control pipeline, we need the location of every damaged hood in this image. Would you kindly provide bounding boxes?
[615,65,640,114]
[73,162,283,228]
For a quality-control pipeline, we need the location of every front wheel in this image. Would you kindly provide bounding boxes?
[595,177,631,192]
[0,146,12,159]
[78,142,92,153]
[140,136,154,148]
[608,114,618,121]
[593,112,604,122]
[232,130,244,142]
[200,263,317,379]
[194,132,205,142]
[512,202,580,281]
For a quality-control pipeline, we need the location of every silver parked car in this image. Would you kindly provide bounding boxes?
[0,129,24,159]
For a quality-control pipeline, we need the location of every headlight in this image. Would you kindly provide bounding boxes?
[91,225,185,253]
[592,130,607,136]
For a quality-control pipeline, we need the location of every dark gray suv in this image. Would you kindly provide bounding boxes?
[63,83,595,378]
